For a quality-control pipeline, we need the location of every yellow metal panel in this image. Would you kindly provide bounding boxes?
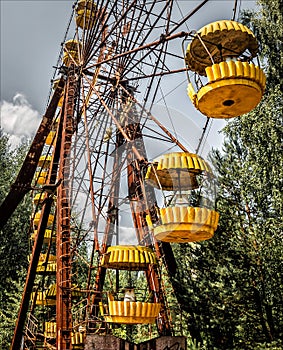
[187,83,197,106]
[226,21,234,31]
[109,249,116,263]
[129,249,135,263]
[235,60,244,76]
[242,62,250,77]
[206,66,214,82]
[38,155,52,168]
[219,61,229,78]
[154,207,219,242]
[34,171,48,185]
[146,215,152,228]
[145,152,212,190]
[186,156,194,169]
[33,193,45,205]
[197,157,205,172]
[46,131,56,146]
[136,301,142,317]
[33,211,54,227]
[191,63,266,118]
[142,302,148,317]
[192,155,201,171]
[101,246,157,270]
[212,63,221,80]
[140,251,145,264]
[227,60,237,78]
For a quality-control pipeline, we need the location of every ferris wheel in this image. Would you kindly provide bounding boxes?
[3,1,265,349]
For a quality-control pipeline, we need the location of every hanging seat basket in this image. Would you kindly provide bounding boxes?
[147,206,219,242]
[71,331,86,347]
[76,0,97,29]
[185,20,265,118]
[30,291,46,306]
[101,245,157,270]
[63,39,82,66]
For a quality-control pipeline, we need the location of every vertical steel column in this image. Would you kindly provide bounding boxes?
[56,67,77,350]
[124,111,172,336]
[10,79,64,350]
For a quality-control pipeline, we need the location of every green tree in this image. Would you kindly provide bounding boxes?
[0,132,31,348]
[171,1,283,349]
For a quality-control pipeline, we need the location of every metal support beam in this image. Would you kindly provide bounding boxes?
[56,67,77,350]
[10,79,65,350]
[124,109,173,336]
[0,77,65,230]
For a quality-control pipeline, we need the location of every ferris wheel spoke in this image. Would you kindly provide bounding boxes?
[118,1,168,70]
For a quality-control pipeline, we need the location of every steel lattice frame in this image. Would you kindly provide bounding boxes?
[9,1,216,349]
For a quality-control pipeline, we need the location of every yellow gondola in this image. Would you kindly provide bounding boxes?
[63,39,82,66]
[71,330,86,348]
[75,0,97,29]
[30,291,56,306]
[146,152,219,242]
[44,322,86,346]
[185,20,266,118]
[45,283,84,300]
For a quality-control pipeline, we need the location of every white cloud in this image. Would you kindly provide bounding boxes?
[0,93,41,147]
[119,226,138,245]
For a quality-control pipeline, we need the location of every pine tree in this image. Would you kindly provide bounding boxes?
[172,1,283,348]
[0,133,31,348]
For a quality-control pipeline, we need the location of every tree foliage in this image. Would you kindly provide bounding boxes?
[171,1,283,349]
[0,133,31,348]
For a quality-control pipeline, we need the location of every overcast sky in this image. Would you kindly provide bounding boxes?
[0,0,257,148]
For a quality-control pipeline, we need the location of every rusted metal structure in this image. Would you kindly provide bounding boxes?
[2,1,265,349]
